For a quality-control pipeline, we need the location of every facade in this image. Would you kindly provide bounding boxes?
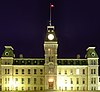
[0,25,100,92]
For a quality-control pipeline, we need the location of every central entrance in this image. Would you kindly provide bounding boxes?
[48,78,54,89]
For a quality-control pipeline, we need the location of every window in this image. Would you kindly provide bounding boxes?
[4,69,6,74]
[22,87,24,91]
[28,69,30,74]
[71,78,73,84]
[94,69,96,74]
[34,78,36,84]
[77,87,79,90]
[65,80,67,84]
[40,78,43,85]
[5,78,7,84]
[8,78,9,84]
[83,78,85,84]
[91,69,96,74]
[15,87,18,91]
[76,78,79,84]
[91,69,93,74]
[0,86,1,91]
[94,78,96,84]
[15,78,18,82]
[28,87,30,90]
[65,70,67,74]
[76,69,79,75]
[34,69,36,74]
[71,87,73,90]
[83,69,85,74]
[34,87,36,90]
[91,78,93,84]
[70,69,73,74]
[59,70,61,74]
[65,87,67,90]
[8,69,10,74]
[22,78,24,84]
[28,78,30,84]
[22,69,24,74]
[5,87,7,91]
[16,69,18,74]
[40,69,43,74]
[40,87,43,90]
[59,87,61,90]
[83,86,85,91]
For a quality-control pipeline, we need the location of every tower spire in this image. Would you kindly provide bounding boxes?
[49,3,54,26]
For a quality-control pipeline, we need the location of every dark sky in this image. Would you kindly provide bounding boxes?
[0,0,100,58]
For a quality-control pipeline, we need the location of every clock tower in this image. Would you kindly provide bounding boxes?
[44,25,58,90]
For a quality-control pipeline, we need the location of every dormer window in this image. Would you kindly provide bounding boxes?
[5,52,9,56]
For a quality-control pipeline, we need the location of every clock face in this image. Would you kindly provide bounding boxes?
[48,34,54,40]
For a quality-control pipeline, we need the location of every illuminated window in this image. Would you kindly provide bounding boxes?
[22,78,24,84]
[34,78,36,84]
[28,69,30,74]
[40,69,43,74]
[16,69,18,74]
[83,69,85,74]
[22,69,24,74]
[28,78,30,84]
[76,69,79,75]
[34,69,37,74]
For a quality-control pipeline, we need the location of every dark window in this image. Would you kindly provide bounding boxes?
[28,69,30,74]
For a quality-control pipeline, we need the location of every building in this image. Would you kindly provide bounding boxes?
[0,25,100,92]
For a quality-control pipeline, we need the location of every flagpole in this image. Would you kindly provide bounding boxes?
[50,3,51,26]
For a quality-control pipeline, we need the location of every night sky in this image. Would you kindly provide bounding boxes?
[0,0,100,59]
